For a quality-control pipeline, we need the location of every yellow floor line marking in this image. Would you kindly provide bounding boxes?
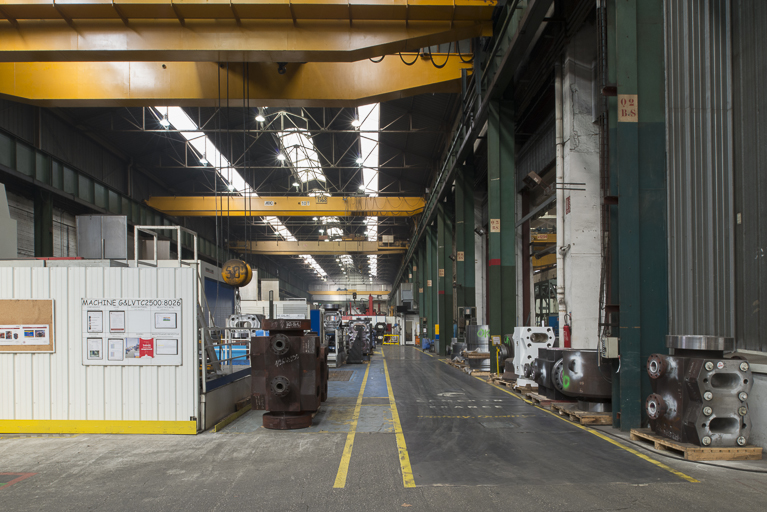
[333,363,371,488]
[382,349,416,488]
[432,352,698,484]
[213,404,251,433]
[479,377,699,483]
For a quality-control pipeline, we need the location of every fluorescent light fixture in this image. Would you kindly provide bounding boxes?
[292,182,300,187]
[153,105,328,278]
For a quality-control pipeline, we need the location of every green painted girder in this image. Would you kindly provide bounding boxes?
[390,0,553,295]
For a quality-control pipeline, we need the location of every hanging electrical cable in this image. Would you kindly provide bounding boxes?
[429,44,450,69]
[457,39,474,63]
[399,52,420,65]
[369,55,385,63]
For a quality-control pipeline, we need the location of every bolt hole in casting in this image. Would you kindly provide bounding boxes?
[710,373,742,389]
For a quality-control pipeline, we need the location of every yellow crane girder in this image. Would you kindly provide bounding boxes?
[229,240,408,255]
[0,20,490,63]
[145,196,426,217]
[310,290,389,296]
[0,57,468,107]
[0,0,495,22]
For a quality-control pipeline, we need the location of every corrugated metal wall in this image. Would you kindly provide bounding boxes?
[665,0,735,337]
[732,1,767,352]
[0,264,198,423]
[7,191,34,257]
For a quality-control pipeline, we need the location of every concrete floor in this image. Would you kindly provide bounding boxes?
[2,346,767,511]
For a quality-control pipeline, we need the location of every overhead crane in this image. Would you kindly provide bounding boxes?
[0,57,470,107]
[229,240,408,256]
[144,195,426,217]
[0,0,494,106]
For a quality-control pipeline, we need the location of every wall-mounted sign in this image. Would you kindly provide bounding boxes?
[427,280,432,287]
[438,269,445,277]
[491,335,501,346]
[81,298,182,366]
[618,94,638,122]
[0,299,55,353]
[490,219,501,232]
[457,251,465,261]
[413,266,417,271]
[419,288,424,293]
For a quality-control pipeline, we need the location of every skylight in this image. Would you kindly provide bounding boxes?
[278,128,326,183]
[153,106,327,278]
[358,103,380,278]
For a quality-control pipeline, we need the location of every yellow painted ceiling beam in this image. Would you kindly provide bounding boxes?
[145,196,426,217]
[229,240,407,255]
[0,20,490,63]
[310,290,390,296]
[0,57,467,107]
[0,0,495,21]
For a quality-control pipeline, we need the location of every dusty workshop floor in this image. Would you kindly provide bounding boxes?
[2,346,767,511]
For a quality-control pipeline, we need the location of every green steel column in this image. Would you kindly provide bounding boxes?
[444,201,454,349]
[615,0,668,430]
[34,188,53,257]
[607,0,621,429]
[500,102,517,347]
[455,168,466,311]
[418,245,426,340]
[430,223,439,341]
[425,230,434,340]
[464,164,476,308]
[438,203,447,354]
[488,100,514,372]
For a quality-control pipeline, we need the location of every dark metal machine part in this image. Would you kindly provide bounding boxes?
[528,348,568,400]
[250,319,329,430]
[558,349,612,410]
[646,335,752,447]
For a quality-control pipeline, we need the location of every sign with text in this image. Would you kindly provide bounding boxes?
[81,298,182,367]
[438,269,445,277]
[618,94,638,122]
[427,280,432,287]
[490,219,501,233]
[457,251,465,261]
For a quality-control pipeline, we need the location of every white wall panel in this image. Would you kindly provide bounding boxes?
[0,263,198,425]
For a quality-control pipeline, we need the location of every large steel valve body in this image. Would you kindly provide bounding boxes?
[250,319,329,430]
[647,335,752,447]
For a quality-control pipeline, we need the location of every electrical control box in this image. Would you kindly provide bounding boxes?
[600,337,620,359]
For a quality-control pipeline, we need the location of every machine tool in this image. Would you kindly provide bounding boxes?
[250,319,329,430]
[646,335,752,447]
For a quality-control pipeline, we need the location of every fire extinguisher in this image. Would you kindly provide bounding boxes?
[563,314,571,348]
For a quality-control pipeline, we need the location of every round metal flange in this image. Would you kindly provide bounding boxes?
[646,393,667,420]
[262,411,314,430]
[665,335,734,352]
[270,376,291,397]
[552,358,565,392]
[647,354,668,379]
[271,334,291,356]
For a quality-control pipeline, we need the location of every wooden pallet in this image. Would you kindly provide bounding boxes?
[526,392,574,409]
[551,402,612,425]
[629,428,763,461]
[487,376,514,388]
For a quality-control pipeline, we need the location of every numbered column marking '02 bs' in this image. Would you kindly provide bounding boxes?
[618,94,638,122]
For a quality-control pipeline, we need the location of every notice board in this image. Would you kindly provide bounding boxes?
[0,299,55,353]
[81,298,183,366]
